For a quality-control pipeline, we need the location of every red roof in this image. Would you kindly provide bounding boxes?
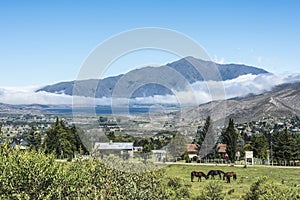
[217,143,227,153]
[187,144,199,153]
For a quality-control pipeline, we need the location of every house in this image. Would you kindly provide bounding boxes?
[187,144,200,160]
[216,143,228,159]
[94,141,134,158]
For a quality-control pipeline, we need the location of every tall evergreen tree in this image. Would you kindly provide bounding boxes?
[249,134,269,160]
[273,128,293,164]
[292,133,300,162]
[196,116,211,146]
[71,125,89,154]
[198,116,217,159]
[44,118,88,158]
[221,118,238,162]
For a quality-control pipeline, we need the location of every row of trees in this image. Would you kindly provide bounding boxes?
[195,116,300,164]
[2,118,89,159]
[19,114,299,163]
[242,127,300,164]
[194,116,239,162]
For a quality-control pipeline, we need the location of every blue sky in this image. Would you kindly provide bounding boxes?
[1,0,300,86]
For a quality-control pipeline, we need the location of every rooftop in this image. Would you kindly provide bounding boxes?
[217,143,227,153]
[94,142,133,150]
[187,144,199,153]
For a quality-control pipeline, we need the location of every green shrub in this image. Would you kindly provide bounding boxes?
[194,180,225,200]
[0,144,191,199]
[0,144,60,199]
[165,176,191,199]
[244,176,300,200]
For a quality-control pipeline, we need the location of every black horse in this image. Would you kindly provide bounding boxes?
[223,172,237,183]
[206,170,225,179]
[191,171,207,182]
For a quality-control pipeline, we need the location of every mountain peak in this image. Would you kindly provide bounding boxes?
[166,56,269,83]
[37,56,269,98]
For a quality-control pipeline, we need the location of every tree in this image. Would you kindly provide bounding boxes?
[71,125,89,155]
[0,123,2,137]
[292,133,300,162]
[221,118,238,162]
[273,128,293,165]
[167,132,192,160]
[249,134,269,160]
[26,125,42,151]
[98,116,108,123]
[196,116,211,146]
[197,116,216,159]
[106,131,116,141]
[44,118,60,156]
[44,118,88,158]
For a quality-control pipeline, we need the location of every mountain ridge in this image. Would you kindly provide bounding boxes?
[36,56,269,98]
[179,81,300,124]
[1,81,300,125]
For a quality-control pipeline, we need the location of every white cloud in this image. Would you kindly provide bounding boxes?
[130,73,300,106]
[0,86,71,105]
[0,86,111,106]
[1,73,300,106]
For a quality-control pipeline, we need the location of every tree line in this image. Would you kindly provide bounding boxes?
[1,117,89,159]
[195,116,300,165]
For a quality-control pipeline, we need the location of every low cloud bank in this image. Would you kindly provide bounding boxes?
[132,73,300,105]
[1,73,300,106]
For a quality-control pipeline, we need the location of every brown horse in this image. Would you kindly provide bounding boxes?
[223,172,237,183]
[206,170,225,179]
[191,171,207,182]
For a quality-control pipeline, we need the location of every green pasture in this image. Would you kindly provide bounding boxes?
[164,164,300,199]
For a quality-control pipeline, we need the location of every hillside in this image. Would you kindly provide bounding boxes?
[179,81,300,124]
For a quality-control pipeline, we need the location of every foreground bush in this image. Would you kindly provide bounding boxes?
[0,144,60,199]
[165,177,191,199]
[244,176,300,200]
[0,145,189,199]
[194,180,225,200]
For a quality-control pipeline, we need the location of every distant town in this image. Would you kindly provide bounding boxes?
[1,108,300,167]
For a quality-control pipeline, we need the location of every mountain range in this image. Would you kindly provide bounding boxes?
[1,81,300,125]
[179,81,300,123]
[0,55,299,124]
[37,56,268,98]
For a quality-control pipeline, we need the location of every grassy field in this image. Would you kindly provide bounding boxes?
[163,164,300,199]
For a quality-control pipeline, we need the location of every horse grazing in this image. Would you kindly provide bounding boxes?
[206,170,225,179]
[191,171,207,182]
[223,172,237,183]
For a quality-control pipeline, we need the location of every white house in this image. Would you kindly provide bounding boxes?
[94,141,134,158]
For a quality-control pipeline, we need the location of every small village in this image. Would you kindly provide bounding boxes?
[1,112,300,167]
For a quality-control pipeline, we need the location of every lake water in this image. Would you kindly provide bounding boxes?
[43,105,179,115]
